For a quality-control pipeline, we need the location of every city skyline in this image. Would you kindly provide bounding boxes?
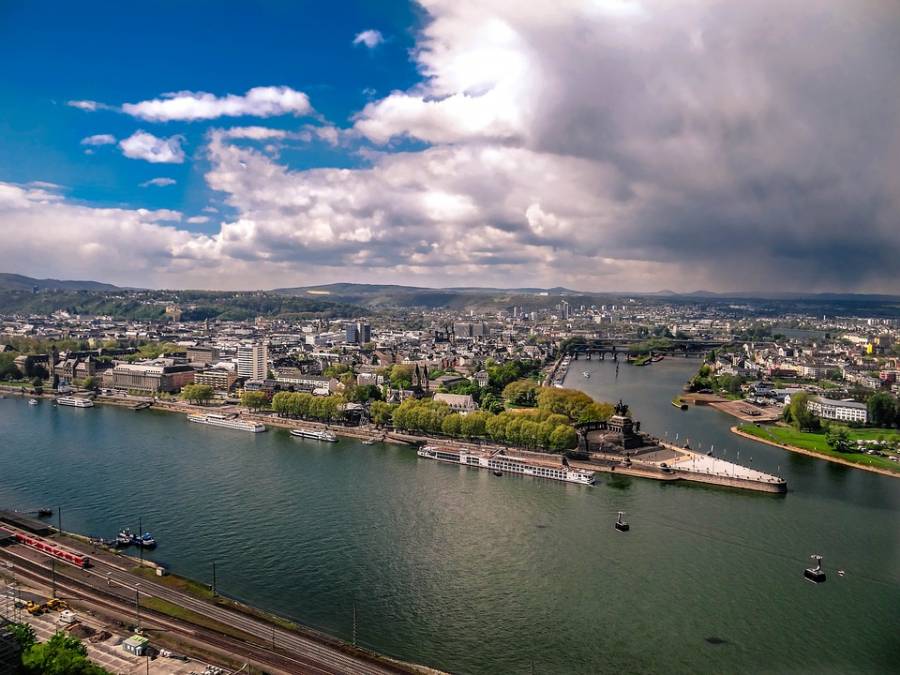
[2,0,899,294]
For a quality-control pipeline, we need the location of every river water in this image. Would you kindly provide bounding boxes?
[0,359,897,674]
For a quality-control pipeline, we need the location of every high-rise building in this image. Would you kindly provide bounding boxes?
[358,322,371,345]
[237,343,268,380]
[345,321,371,345]
[345,323,359,344]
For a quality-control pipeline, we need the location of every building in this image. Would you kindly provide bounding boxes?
[345,321,371,345]
[474,370,490,388]
[53,356,97,386]
[195,367,239,392]
[107,360,195,393]
[433,392,477,413]
[186,345,220,365]
[807,396,868,424]
[237,343,268,380]
[122,634,149,656]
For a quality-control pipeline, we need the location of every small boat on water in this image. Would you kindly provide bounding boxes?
[672,399,688,410]
[36,508,52,517]
[615,511,630,532]
[362,438,377,445]
[291,428,338,442]
[28,399,39,406]
[582,371,591,378]
[493,470,503,477]
[136,532,156,549]
[117,529,135,547]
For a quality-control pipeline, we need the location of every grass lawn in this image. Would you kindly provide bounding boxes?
[131,566,299,632]
[738,423,900,474]
[132,566,215,600]
[140,595,258,642]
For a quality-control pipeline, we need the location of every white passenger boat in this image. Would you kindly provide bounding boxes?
[56,396,94,408]
[290,428,338,442]
[417,446,595,486]
[187,412,266,433]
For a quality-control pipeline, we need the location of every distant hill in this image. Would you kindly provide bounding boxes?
[271,283,591,310]
[0,273,121,292]
[272,282,900,310]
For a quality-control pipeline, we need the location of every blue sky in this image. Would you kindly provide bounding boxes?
[0,1,421,228]
[0,1,898,292]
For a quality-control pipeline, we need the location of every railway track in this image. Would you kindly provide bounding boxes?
[1,544,408,674]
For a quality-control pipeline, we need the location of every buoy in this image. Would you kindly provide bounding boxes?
[615,511,629,532]
[804,554,826,583]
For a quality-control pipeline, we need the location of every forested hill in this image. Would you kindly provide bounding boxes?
[0,289,362,321]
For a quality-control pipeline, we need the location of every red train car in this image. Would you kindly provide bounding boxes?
[13,531,90,568]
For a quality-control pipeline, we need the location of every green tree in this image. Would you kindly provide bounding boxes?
[825,426,852,452]
[789,392,817,431]
[479,392,505,414]
[240,390,269,412]
[370,401,396,426]
[8,622,37,651]
[21,631,109,674]
[389,364,416,389]
[502,379,539,406]
[180,383,214,405]
[867,392,897,428]
[548,424,578,451]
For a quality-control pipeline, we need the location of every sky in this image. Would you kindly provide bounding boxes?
[1,0,899,294]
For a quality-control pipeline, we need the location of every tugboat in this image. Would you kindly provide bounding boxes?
[117,529,135,547]
[804,554,826,583]
[615,511,630,532]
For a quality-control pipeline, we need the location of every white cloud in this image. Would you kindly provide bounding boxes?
[140,177,177,188]
[121,86,313,122]
[80,134,116,146]
[353,29,384,48]
[15,1,900,292]
[218,126,289,140]
[119,131,186,164]
[187,216,210,224]
[67,100,104,111]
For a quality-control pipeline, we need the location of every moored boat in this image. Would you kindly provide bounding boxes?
[56,396,94,408]
[188,412,266,433]
[418,446,595,486]
[290,428,338,442]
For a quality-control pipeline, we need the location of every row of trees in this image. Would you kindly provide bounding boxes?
[387,397,581,451]
[535,387,615,423]
[180,383,214,404]
[270,391,345,422]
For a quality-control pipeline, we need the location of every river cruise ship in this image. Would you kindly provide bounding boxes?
[418,446,595,486]
[290,428,338,442]
[56,396,94,408]
[187,412,266,433]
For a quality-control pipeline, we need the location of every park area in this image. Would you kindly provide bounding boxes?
[737,423,900,475]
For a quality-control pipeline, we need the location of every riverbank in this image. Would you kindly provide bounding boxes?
[731,425,900,478]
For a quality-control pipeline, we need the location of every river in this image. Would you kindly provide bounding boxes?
[0,361,897,674]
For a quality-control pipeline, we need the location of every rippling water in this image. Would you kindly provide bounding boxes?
[1,363,898,674]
